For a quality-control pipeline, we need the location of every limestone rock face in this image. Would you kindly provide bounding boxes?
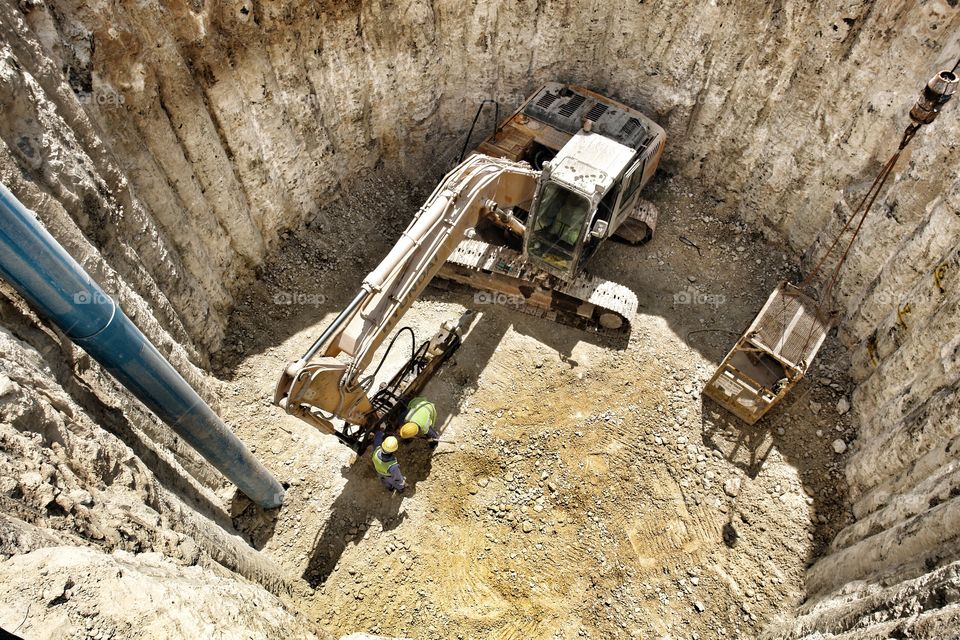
[0,0,959,638]
[0,546,319,639]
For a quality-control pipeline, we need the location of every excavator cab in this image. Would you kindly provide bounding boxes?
[473,83,665,282]
[523,128,659,280]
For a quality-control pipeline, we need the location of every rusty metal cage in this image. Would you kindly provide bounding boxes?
[704,282,831,424]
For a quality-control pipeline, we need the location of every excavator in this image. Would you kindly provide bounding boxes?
[274,83,665,451]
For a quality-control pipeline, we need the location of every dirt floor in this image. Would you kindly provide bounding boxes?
[213,170,858,640]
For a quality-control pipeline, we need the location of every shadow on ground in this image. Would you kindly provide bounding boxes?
[301,439,437,586]
[700,335,855,559]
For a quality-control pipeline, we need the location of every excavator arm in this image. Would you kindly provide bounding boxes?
[274,155,539,443]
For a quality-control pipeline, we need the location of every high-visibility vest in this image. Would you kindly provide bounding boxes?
[404,397,436,436]
[372,447,398,477]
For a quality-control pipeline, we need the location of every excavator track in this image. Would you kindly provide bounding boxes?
[437,238,638,337]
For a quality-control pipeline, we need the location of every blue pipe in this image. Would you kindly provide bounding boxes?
[0,182,284,509]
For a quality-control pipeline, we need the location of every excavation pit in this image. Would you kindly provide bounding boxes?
[1,1,959,638]
[213,174,855,638]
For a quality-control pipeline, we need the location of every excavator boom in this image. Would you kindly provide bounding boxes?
[274,155,538,441]
[334,156,537,375]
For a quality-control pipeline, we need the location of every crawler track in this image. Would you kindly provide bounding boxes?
[438,239,637,337]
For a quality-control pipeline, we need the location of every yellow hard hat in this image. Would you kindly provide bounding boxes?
[381,436,399,453]
[399,422,420,439]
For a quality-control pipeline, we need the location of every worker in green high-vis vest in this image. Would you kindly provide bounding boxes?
[371,433,405,492]
[399,396,440,447]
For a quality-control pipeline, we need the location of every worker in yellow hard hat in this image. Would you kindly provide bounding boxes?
[400,396,440,447]
[371,432,405,492]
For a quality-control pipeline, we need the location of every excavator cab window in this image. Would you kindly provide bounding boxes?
[619,157,646,211]
[597,181,621,223]
[527,182,591,273]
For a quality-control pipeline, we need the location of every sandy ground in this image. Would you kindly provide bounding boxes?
[214,171,857,640]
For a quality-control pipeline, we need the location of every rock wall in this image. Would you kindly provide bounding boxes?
[0,546,319,639]
[790,122,960,636]
[1,0,960,637]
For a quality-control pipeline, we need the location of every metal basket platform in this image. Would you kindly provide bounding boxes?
[704,282,831,424]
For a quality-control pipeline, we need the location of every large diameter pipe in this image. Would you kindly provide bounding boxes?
[0,182,284,509]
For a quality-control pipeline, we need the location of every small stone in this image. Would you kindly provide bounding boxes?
[67,489,94,507]
[504,472,515,483]
[832,439,847,454]
[478,478,489,488]
[723,477,741,498]
[43,578,71,604]
[0,374,17,398]
[836,397,850,415]
[522,521,534,533]
[694,601,705,613]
